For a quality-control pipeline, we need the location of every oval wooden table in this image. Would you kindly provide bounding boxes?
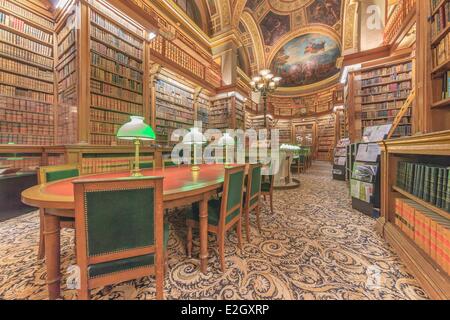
[22,164,233,300]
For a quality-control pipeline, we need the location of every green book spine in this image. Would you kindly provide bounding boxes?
[445,169,450,212]
[441,167,448,209]
[413,164,420,196]
[429,167,438,205]
[405,163,410,191]
[397,161,405,189]
[436,167,444,208]
[418,164,425,199]
[424,166,431,202]
[408,163,415,194]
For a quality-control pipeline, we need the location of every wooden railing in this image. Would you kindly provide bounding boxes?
[384,0,416,45]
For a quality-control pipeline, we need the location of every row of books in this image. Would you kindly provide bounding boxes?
[58,73,76,93]
[87,0,144,37]
[90,93,143,115]
[90,79,143,104]
[90,11,142,48]
[0,41,53,69]
[57,14,76,43]
[0,96,52,114]
[360,74,411,88]
[90,25,143,61]
[0,12,53,44]
[362,117,410,126]
[0,108,53,125]
[90,108,130,125]
[57,29,75,58]
[0,56,53,81]
[0,156,41,170]
[395,198,450,275]
[432,32,450,68]
[362,108,411,119]
[209,99,231,129]
[391,124,412,137]
[90,133,131,146]
[0,28,52,57]
[165,41,204,79]
[0,70,53,93]
[358,81,411,96]
[91,52,143,82]
[156,118,193,130]
[156,107,194,123]
[90,40,141,70]
[91,66,143,93]
[58,57,76,80]
[361,100,406,111]
[361,90,410,103]
[430,0,450,39]
[90,121,121,135]
[0,0,54,29]
[156,79,194,106]
[0,121,53,136]
[0,133,53,145]
[397,161,450,212]
[360,62,413,80]
[438,71,450,100]
[0,84,53,103]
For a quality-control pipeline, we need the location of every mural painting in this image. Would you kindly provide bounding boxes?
[260,11,290,46]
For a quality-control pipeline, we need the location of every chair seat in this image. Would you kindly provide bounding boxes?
[87,222,170,279]
[186,199,239,226]
[261,182,271,192]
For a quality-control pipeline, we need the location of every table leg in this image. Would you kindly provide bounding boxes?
[199,197,208,274]
[44,213,61,300]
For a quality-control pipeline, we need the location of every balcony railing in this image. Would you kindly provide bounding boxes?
[383,0,416,45]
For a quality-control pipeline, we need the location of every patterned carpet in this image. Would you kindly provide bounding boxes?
[0,161,428,300]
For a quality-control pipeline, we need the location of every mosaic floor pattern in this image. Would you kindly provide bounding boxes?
[0,162,428,300]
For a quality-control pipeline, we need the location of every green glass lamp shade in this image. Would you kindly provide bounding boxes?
[183,127,206,145]
[116,116,155,141]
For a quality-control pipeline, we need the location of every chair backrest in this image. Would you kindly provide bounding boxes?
[163,159,178,168]
[246,163,262,209]
[219,165,246,228]
[38,164,80,184]
[139,160,155,170]
[73,176,164,287]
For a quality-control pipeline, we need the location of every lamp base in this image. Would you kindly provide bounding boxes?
[131,169,143,177]
[191,165,200,172]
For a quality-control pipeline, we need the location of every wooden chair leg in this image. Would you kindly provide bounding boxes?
[255,205,262,233]
[218,233,225,272]
[38,209,45,260]
[236,220,242,250]
[245,207,251,242]
[270,194,274,215]
[186,225,193,258]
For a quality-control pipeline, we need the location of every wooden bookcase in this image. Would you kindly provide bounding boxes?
[0,0,55,145]
[429,0,450,131]
[348,58,414,141]
[378,131,450,299]
[273,119,292,144]
[316,114,336,161]
[293,122,316,156]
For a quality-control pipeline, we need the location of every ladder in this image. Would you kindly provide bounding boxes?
[387,89,416,139]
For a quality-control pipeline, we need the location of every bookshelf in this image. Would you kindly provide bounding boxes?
[88,1,145,146]
[429,0,450,131]
[317,114,336,161]
[293,122,316,158]
[154,75,195,146]
[353,59,414,139]
[196,92,210,128]
[273,119,292,144]
[0,0,54,146]
[246,114,274,131]
[235,96,245,130]
[56,4,77,145]
[379,131,450,299]
[209,96,231,130]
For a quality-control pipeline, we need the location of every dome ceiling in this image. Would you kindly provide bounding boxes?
[238,0,344,91]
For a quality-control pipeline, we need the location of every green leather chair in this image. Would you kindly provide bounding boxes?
[37,164,80,259]
[163,159,178,168]
[73,176,167,300]
[138,160,155,169]
[186,165,246,272]
[243,163,263,242]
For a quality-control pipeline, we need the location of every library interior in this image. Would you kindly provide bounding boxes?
[0,0,449,301]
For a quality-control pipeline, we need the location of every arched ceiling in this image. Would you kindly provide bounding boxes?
[234,0,344,93]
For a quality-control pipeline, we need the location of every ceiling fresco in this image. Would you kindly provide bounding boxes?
[270,33,341,87]
[238,0,344,89]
